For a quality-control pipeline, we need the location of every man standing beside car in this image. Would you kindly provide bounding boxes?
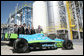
[23,23,27,34]
[31,26,36,34]
[36,25,43,33]
[14,24,18,34]
[25,25,31,35]
[18,23,26,34]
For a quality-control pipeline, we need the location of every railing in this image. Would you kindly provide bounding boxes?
[44,25,83,33]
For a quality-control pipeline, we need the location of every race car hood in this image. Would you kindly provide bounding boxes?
[19,33,64,43]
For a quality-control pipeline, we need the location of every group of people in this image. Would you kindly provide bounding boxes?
[14,23,43,36]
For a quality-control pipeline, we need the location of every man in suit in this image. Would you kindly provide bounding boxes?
[36,25,43,33]
[31,26,36,34]
[25,25,31,35]
[18,23,26,35]
[18,25,22,35]
[14,24,18,34]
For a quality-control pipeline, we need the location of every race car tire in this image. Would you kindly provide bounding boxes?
[13,38,29,53]
[62,40,73,50]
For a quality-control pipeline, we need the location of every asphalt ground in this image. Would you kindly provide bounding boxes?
[1,39,83,55]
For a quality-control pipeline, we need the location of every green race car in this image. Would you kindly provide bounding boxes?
[5,33,73,53]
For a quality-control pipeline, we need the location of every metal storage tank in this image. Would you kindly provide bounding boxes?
[33,1,62,33]
[47,1,61,33]
[33,1,48,33]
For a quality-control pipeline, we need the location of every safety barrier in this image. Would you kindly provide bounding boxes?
[43,25,83,33]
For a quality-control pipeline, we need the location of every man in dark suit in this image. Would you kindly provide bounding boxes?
[36,25,43,33]
[25,25,31,35]
[31,26,36,34]
[18,23,26,35]
[18,25,23,36]
[14,24,18,34]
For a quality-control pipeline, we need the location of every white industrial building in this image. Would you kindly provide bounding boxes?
[33,1,83,40]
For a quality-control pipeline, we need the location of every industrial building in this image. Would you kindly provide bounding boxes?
[33,1,83,40]
[2,1,83,40]
[7,2,32,27]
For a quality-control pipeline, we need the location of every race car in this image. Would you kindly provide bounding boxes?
[5,33,73,53]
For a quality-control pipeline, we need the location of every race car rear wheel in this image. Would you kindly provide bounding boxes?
[13,38,29,53]
[62,40,73,50]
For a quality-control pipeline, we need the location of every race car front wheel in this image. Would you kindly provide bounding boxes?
[13,38,29,53]
[62,40,73,50]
